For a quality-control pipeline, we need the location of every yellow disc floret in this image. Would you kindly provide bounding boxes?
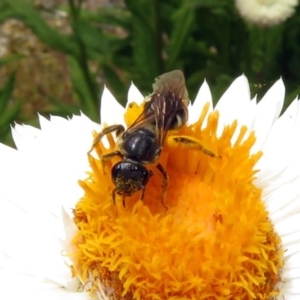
[71,102,283,299]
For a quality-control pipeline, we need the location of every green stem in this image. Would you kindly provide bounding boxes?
[68,0,78,19]
[68,0,98,120]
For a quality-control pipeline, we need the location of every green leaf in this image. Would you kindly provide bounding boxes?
[0,2,15,20]
[80,7,131,30]
[0,73,20,143]
[166,1,195,70]
[124,0,164,81]
[188,0,226,9]
[45,96,80,116]
[0,101,20,129]
[0,101,21,142]
[68,56,98,121]
[74,20,110,59]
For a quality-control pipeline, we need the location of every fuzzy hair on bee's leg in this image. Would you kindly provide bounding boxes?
[155,163,169,210]
[166,135,220,158]
[87,124,125,154]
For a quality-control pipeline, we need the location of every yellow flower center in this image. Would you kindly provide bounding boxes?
[71,102,283,299]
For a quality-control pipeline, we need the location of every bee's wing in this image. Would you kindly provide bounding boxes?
[127,70,189,147]
[125,94,169,147]
[150,93,169,147]
[152,70,189,146]
[151,93,189,147]
[153,70,188,100]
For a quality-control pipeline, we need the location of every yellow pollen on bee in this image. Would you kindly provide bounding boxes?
[71,101,283,300]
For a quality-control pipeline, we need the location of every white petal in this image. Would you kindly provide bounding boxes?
[284,268,300,280]
[255,98,299,182]
[61,208,78,255]
[0,115,101,298]
[189,80,213,127]
[50,115,70,126]
[274,213,300,237]
[100,86,125,126]
[285,251,300,269]
[250,78,285,153]
[0,200,79,292]
[11,124,40,152]
[0,143,19,186]
[0,269,89,300]
[39,114,53,131]
[281,231,300,246]
[127,82,145,107]
[235,0,298,26]
[12,115,99,212]
[215,75,254,143]
[279,295,300,300]
[0,144,23,204]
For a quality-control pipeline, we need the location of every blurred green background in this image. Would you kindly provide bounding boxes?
[1,0,300,146]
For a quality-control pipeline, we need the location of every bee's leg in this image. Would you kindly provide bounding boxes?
[112,188,126,207]
[139,170,153,202]
[140,187,146,201]
[166,135,220,158]
[112,188,117,205]
[101,150,123,174]
[87,124,125,154]
[155,163,169,210]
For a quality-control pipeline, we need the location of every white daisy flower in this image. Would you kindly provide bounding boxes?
[0,74,300,300]
[235,0,299,26]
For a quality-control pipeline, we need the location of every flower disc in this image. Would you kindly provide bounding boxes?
[71,102,283,299]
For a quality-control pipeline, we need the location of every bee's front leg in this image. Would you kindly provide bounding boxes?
[101,150,123,174]
[87,124,125,154]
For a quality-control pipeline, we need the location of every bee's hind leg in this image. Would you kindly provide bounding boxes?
[155,163,169,210]
[166,135,220,158]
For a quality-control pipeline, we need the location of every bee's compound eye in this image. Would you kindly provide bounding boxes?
[111,161,152,194]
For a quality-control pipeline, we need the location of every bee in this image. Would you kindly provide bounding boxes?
[89,70,217,207]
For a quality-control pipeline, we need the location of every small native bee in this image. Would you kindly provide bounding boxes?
[89,70,217,207]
